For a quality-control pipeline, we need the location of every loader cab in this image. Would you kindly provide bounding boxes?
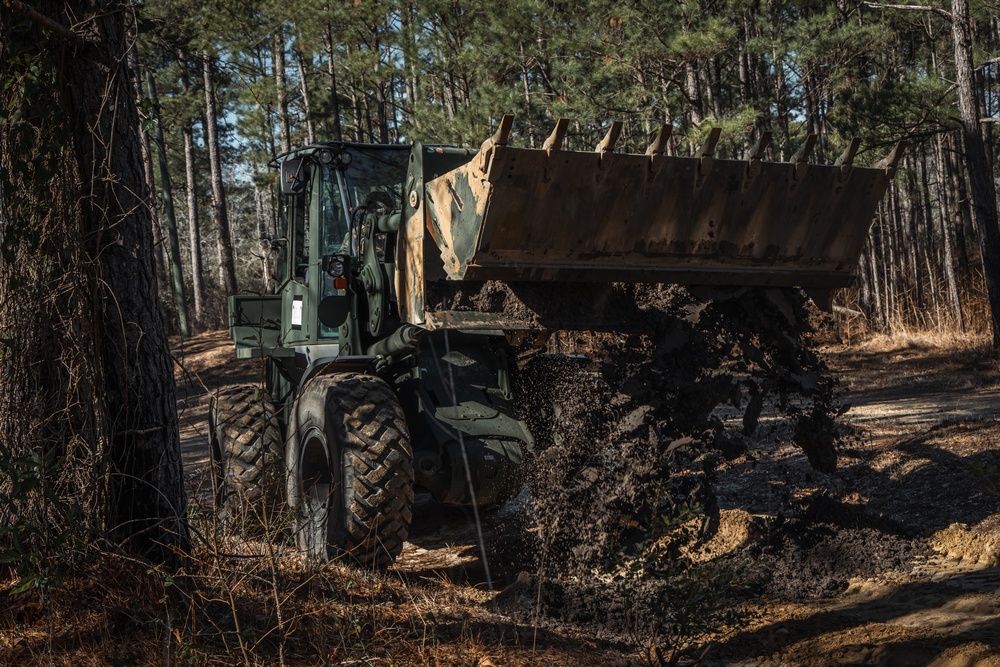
[275,143,411,347]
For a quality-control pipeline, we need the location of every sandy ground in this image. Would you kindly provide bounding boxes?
[175,332,1000,665]
[701,342,1000,666]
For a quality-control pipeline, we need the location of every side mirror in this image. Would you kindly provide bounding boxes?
[280,158,306,195]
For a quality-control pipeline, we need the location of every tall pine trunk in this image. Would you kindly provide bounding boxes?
[180,53,206,325]
[952,0,1000,345]
[202,51,238,296]
[146,70,190,337]
[274,25,291,153]
[324,25,343,142]
[295,42,316,145]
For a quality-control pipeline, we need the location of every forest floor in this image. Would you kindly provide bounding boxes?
[165,330,1000,666]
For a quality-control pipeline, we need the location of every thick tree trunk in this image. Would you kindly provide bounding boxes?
[68,2,188,562]
[202,51,238,296]
[0,0,190,563]
[952,0,1000,345]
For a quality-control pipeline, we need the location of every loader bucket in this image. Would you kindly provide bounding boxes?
[422,118,901,291]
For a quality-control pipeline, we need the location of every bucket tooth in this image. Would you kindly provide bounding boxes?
[791,134,817,180]
[475,114,514,172]
[645,124,672,157]
[698,127,722,159]
[748,131,772,160]
[834,137,862,181]
[746,131,772,180]
[542,118,569,155]
[877,140,907,178]
[696,127,722,185]
[791,134,817,165]
[835,137,861,168]
[595,121,623,156]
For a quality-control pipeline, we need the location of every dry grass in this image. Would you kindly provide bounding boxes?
[0,499,635,667]
[840,329,992,355]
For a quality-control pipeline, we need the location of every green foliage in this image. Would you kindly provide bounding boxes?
[0,441,72,597]
[130,0,997,211]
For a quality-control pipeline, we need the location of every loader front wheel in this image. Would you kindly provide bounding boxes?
[287,372,414,567]
[209,385,285,532]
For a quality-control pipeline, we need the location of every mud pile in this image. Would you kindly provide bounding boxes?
[469,281,848,642]
[504,283,841,576]
[746,495,926,599]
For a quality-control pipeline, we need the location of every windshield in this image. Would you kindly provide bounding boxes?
[319,163,350,255]
[319,145,409,257]
[341,145,410,212]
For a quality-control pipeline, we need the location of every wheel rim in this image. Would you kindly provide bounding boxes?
[299,430,336,553]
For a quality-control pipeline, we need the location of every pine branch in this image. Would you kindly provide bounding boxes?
[1,0,85,46]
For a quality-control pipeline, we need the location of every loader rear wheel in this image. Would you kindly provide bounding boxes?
[209,385,285,532]
[287,372,414,568]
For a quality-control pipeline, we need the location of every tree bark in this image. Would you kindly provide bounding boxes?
[180,52,206,324]
[274,25,291,153]
[182,118,205,323]
[69,3,188,561]
[295,41,316,145]
[952,0,1000,345]
[202,51,238,296]
[324,24,343,142]
[0,0,190,564]
[934,136,964,330]
[137,75,167,291]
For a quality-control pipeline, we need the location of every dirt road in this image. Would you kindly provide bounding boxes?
[703,342,1000,666]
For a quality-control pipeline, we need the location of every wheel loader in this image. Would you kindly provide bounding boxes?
[211,115,903,567]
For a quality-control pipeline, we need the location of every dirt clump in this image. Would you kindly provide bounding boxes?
[747,517,927,600]
[932,522,1000,567]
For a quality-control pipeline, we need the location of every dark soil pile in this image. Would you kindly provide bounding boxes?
[746,495,928,600]
[488,571,675,644]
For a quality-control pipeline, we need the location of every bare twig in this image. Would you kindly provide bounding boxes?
[863,1,954,21]
[1,0,85,46]
[978,55,1000,71]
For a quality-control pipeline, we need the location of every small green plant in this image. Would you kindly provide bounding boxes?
[609,488,757,666]
[0,443,66,598]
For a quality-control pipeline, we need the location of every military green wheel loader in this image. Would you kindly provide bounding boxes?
[212,115,902,567]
